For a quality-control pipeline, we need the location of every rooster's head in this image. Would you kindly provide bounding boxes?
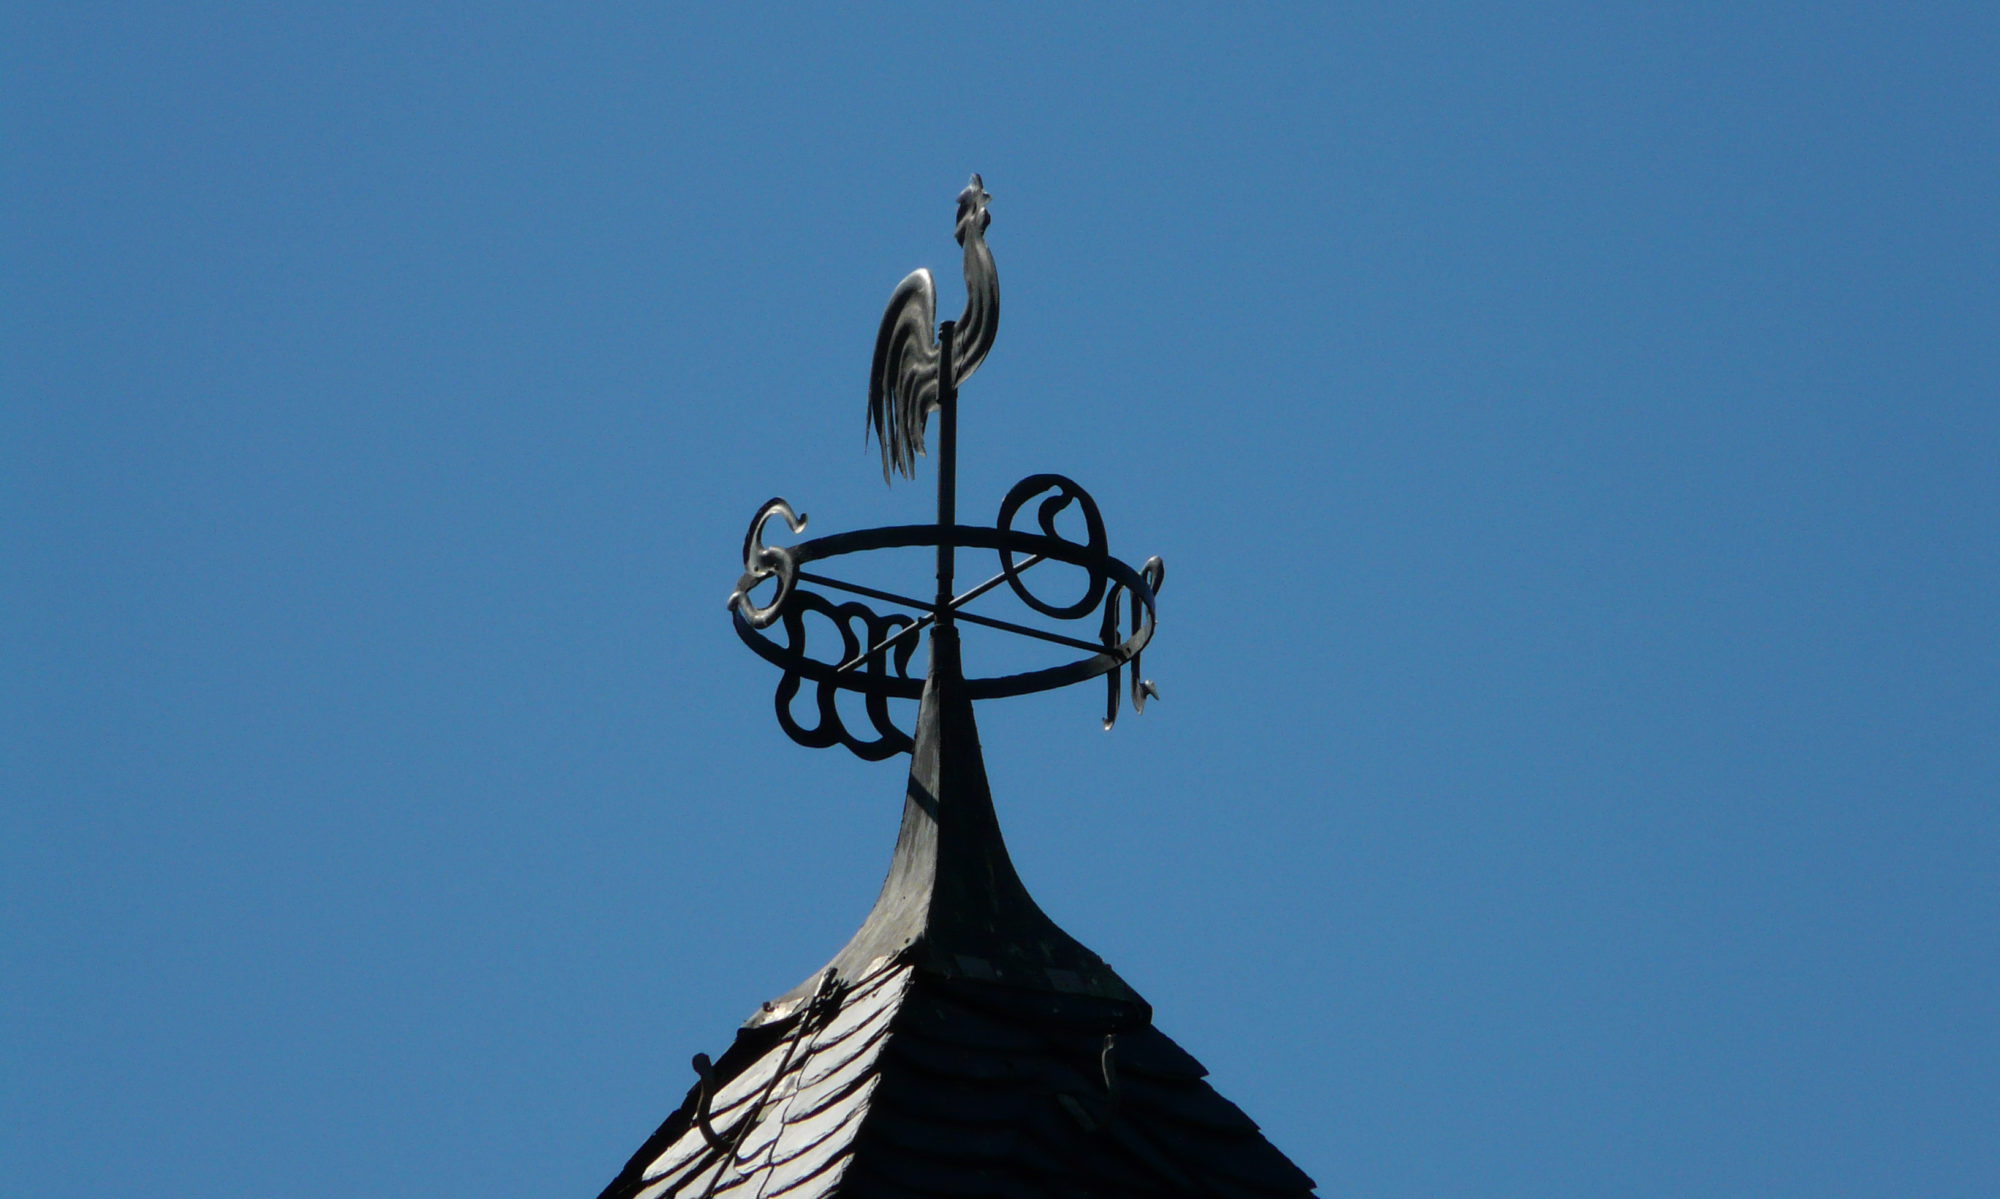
[954,174,992,245]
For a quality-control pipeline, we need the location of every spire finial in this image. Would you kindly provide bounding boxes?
[726,175,1164,759]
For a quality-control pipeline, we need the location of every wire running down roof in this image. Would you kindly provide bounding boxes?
[596,630,1317,1199]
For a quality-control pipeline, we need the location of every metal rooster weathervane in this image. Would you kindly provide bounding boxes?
[726,175,1163,761]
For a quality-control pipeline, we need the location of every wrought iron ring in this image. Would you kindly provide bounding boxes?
[731,522,1158,702]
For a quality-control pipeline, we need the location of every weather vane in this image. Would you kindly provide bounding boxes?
[726,174,1164,760]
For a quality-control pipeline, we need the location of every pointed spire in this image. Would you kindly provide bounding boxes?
[755,625,1145,1025]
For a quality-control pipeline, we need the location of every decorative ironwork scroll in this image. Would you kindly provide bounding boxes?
[1099,556,1165,731]
[997,474,1109,620]
[724,175,1163,760]
[771,591,917,760]
[726,498,807,629]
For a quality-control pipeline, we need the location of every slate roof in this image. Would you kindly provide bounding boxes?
[598,629,1317,1199]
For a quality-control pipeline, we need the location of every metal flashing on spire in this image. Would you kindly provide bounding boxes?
[755,624,1146,1017]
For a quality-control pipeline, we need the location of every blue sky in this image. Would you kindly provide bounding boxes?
[6,4,1996,1196]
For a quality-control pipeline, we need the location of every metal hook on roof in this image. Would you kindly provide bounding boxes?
[1100,1033,1121,1117]
[690,1053,725,1152]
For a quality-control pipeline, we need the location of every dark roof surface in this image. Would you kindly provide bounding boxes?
[598,629,1316,1199]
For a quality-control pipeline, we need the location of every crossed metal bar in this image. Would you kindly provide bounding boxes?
[814,552,1108,674]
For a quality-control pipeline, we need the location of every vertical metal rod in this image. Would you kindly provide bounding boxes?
[935,320,957,624]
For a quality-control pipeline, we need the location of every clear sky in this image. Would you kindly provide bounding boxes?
[7,5,1996,1197]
